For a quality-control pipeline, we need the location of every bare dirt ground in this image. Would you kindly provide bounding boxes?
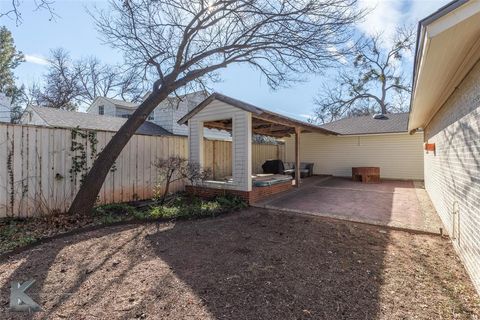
[0,208,478,320]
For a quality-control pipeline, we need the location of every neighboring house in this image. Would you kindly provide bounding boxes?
[284,113,424,180]
[0,93,12,123]
[409,0,480,293]
[88,97,139,119]
[87,91,230,140]
[20,106,172,136]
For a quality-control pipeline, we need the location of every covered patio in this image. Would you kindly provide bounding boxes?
[178,93,335,203]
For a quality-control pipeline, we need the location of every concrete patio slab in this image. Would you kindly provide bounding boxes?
[253,176,444,235]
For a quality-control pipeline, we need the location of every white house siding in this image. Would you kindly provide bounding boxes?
[20,107,47,126]
[114,107,135,118]
[284,132,424,180]
[188,100,252,191]
[154,97,231,139]
[153,102,174,132]
[0,93,11,123]
[423,61,480,293]
[88,98,116,117]
[154,93,204,136]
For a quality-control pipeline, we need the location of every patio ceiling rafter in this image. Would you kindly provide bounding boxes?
[204,118,297,138]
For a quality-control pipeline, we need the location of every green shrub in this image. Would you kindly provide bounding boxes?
[17,235,37,246]
[0,221,20,238]
[149,206,181,219]
[92,194,246,223]
[93,203,139,224]
[215,195,248,211]
[146,194,246,220]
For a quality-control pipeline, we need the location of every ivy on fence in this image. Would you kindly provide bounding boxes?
[69,127,98,186]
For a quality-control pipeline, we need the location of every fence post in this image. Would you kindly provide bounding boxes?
[212,140,216,180]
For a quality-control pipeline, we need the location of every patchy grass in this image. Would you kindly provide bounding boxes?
[0,195,246,255]
[0,221,38,252]
[0,208,478,319]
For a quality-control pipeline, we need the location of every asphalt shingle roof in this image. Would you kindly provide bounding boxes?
[101,97,139,109]
[319,113,410,135]
[28,106,172,136]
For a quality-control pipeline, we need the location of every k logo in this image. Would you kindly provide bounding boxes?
[9,280,41,312]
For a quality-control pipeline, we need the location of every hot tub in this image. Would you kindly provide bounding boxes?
[253,174,293,187]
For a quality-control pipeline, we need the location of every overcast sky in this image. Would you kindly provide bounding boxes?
[2,0,451,118]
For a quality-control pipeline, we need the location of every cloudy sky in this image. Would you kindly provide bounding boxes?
[3,0,451,117]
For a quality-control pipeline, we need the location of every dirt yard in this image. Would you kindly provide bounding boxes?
[0,208,478,319]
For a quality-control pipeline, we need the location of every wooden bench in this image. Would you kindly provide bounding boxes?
[352,167,380,184]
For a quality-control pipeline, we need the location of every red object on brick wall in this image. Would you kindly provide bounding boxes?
[425,143,436,152]
[186,181,293,204]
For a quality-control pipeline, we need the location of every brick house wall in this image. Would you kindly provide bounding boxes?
[186,180,293,204]
[424,60,480,293]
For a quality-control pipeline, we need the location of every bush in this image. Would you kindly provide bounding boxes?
[216,194,248,211]
[146,195,246,220]
[91,195,246,223]
[93,203,140,224]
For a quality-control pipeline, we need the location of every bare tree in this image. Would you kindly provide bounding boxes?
[153,156,211,204]
[32,49,147,109]
[74,57,146,105]
[68,0,363,215]
[312,27,414,124]
[1,0,57,25]
[34,49,80,110]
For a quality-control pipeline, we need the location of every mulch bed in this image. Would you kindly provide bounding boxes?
[0,208,478,319]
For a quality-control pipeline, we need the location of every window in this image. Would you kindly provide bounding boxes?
[148,114,154,121]
[98,105,104,115]
[121,114,132,119]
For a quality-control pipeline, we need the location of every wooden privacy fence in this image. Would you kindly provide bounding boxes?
[0,123,285,218]
[204,140,285,180]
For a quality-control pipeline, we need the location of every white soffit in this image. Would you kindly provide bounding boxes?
[409,1,480,131]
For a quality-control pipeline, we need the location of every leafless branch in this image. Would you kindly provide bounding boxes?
[69,0,365,215]
[312,25,415,123]
[0,0,57,25]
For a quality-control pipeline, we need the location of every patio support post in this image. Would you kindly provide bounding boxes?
[188,119,204,168]
[295,127,301,188]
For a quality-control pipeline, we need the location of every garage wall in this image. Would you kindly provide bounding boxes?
[423,61,480,294]
[284,132,424,180]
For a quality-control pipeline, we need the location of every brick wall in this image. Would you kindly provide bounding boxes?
[186,180,293,204]
[424,60,480,293]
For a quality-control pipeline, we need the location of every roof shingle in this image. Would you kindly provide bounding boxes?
[319,113,409,135]
[28,106,172,136]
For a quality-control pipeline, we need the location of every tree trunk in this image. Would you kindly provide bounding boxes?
[68,87,171,216]
[380,74,387,114]
[380,103,387,114]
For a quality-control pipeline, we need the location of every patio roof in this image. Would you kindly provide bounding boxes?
[178,93,337,138]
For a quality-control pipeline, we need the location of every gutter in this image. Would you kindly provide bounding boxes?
[409,0,469,131]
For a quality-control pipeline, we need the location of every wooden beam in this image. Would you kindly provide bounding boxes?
[254,114,334,135]
[205,118,296,138]
[252,123,289,131]
[252,128,293,136]
[204,122,232,131]
[295,127,301,188]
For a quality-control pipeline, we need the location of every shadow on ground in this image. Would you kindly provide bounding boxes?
[0,209,478,319]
